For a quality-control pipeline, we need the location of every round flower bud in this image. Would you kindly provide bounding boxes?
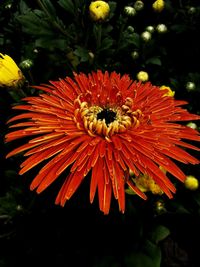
[88,51,95,60]
[89,1,110,22]
[124,6,137,17]
[141,31,152,42]
[145,25,155,33]
[186,122,198,130]
[134,1,144,11]
[33,48,39,54]
[184,175,199,190]
[137,71,149,82]
[152,0,165,12]
[188,7,196,15]
[156,24,168,33]
[16,205,23,211]
[88,51,95,64]
[131,51,139,60]
[186,81,196,91]
[5,3,12,9]
[0,53,25,88]
[154,200,166,214]
[19,59,34,70]
[127,26,135,33]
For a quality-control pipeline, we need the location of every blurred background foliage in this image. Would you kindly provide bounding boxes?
[0,0,200,266]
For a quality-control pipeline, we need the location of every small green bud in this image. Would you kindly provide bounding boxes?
[124,6,137,16]
[188,7,196,14]
[127,26,135,33]
[186,122,198,130]
[131,51,139,60]
[156,24,167,33]
[186,82,196,91]
[5,3,12,9]
[154,200,166,214]
[134,1,144,11]
[19,59,34,70]
[141,31,152,42]
[145,25,155,33]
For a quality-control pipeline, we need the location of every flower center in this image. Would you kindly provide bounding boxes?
[73,96,143,140]
[97,109,116,125]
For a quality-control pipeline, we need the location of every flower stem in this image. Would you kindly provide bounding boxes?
[96,24,102,51]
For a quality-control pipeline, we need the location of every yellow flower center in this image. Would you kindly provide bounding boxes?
[74,96,143,141]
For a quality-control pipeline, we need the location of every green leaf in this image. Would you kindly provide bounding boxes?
[35,37,68,51]
[16,11,53,36]
[146,57,162,66]
[149,225,170,244]
[108,1,117,19]
[58,0,75,15]
[118,32,140,51]
[0,36,3,46]
[192,191,200,207]
[170,201,191,214]
[170,24,187,33]
[131,33,140,47]
[74,46,90,62]
[144,240,161,266]
[98,37,113,52]
[39,0,57,18]
[19,0,30,13]
[125,240,161,267]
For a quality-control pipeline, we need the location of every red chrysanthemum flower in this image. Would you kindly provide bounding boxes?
[5,70,200,214]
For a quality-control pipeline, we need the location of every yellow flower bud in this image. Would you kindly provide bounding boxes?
[89,1,110,22]
[152,0,165,12]
[160,85,175,97]
[0,53,25,88]
[137,71,149,82]
[184,175,199,190]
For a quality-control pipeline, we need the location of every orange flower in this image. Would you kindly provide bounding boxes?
[5,71,200,214]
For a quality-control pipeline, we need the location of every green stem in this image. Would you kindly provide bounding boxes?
[179,0,183,8]
[27,70,35,85]
[96,24,102,51]
[115,17,128,54]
